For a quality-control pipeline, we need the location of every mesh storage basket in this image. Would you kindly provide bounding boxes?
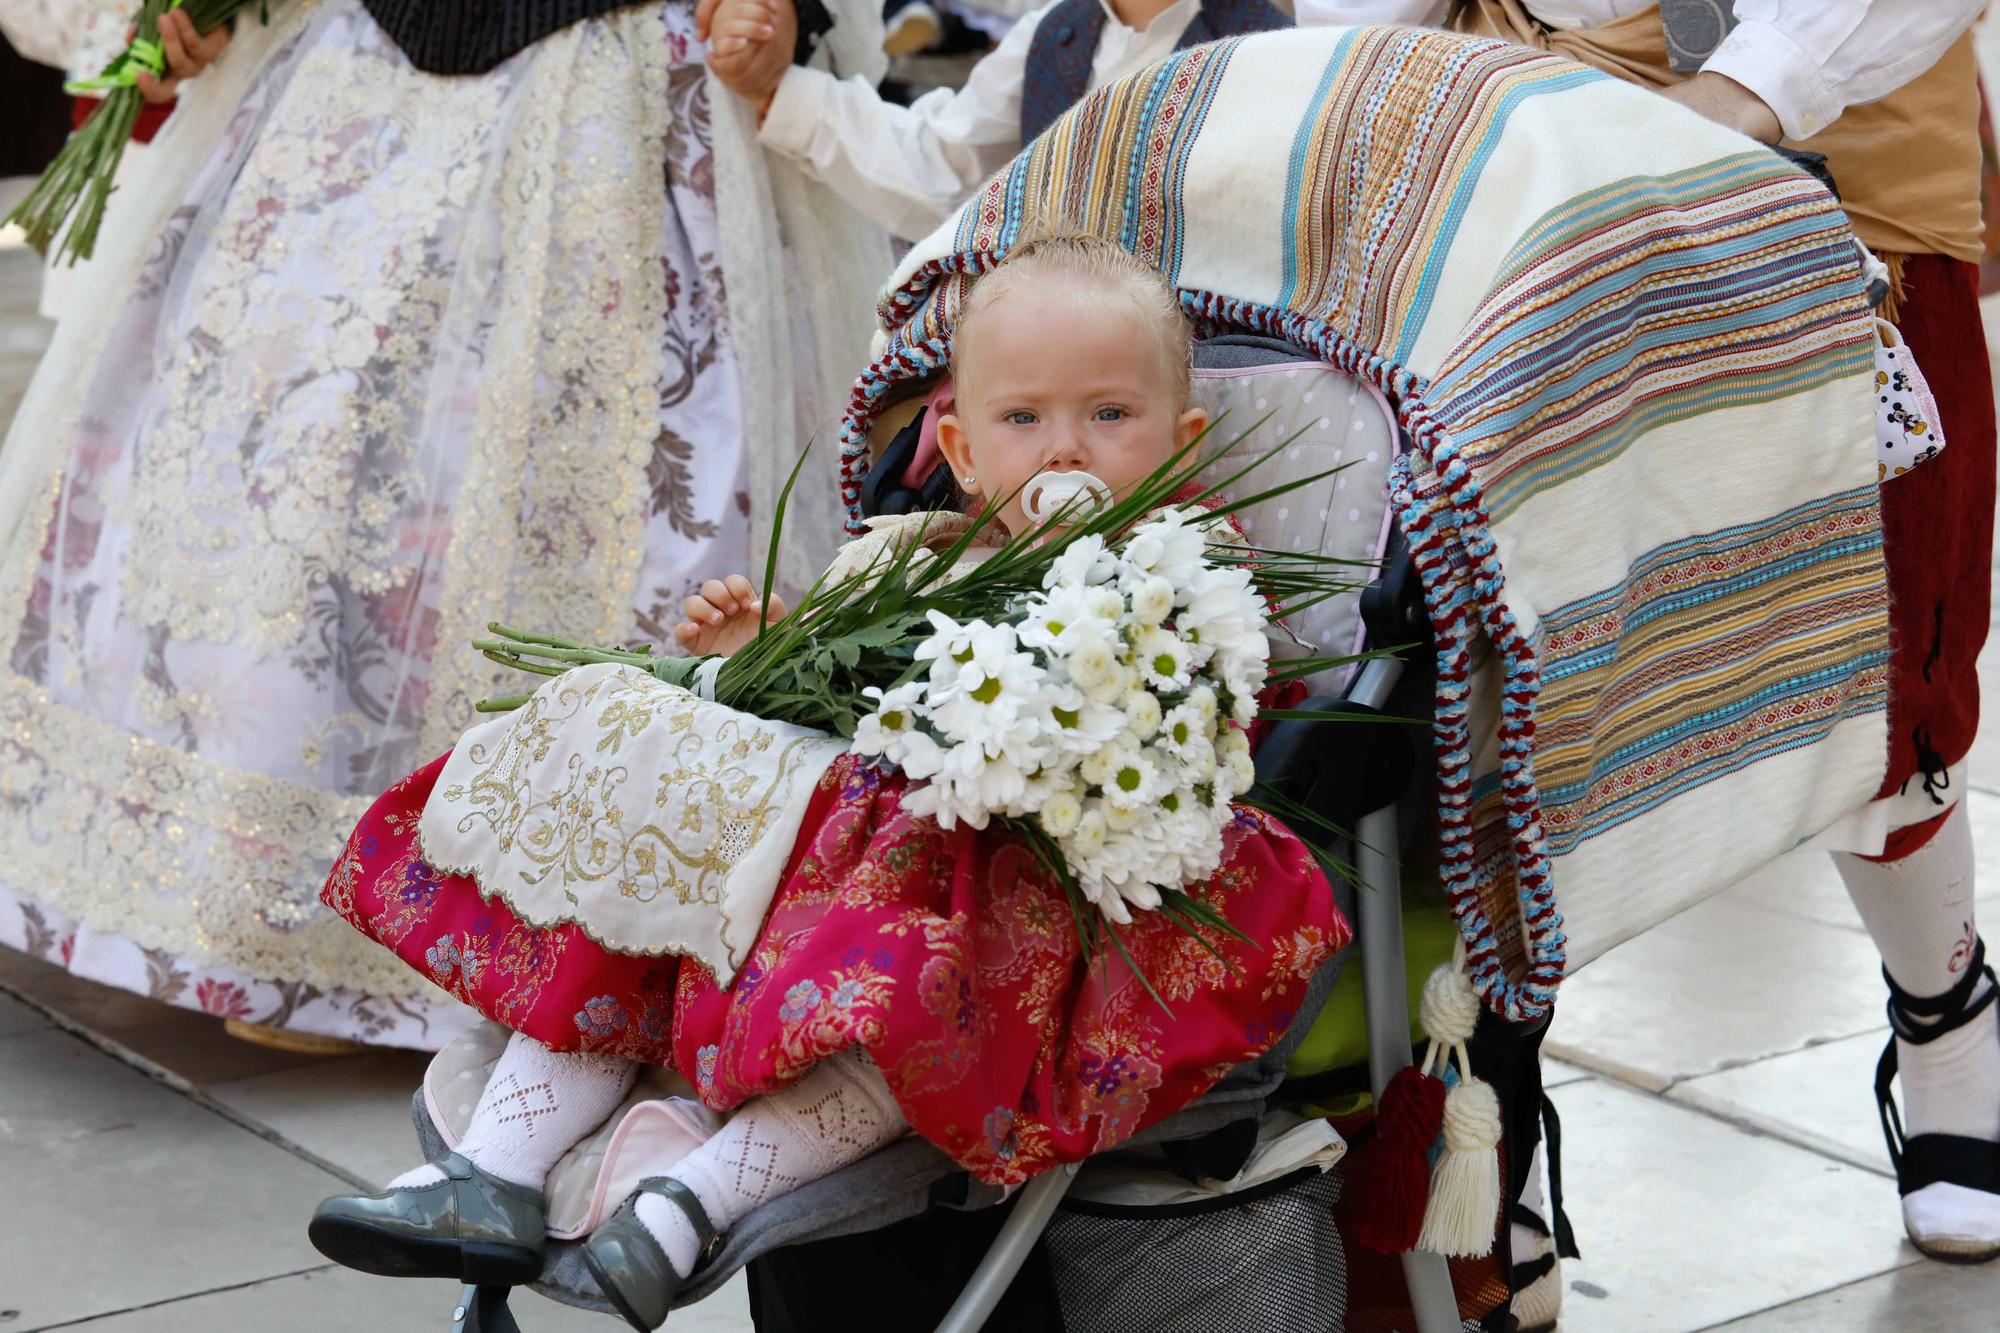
[1043,1165,1346,1332]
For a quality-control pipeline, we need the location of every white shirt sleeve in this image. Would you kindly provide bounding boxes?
[1290,0,1449,27]
[757,2,1052,242]
[1703,0,1986,141]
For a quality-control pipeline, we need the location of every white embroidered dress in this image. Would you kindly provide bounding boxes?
[0,0,891,1045]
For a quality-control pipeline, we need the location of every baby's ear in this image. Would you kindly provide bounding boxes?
[936,413,980,493]
[1175,405,1210,451]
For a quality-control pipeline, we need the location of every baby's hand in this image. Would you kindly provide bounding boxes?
[675,575,789,657]
[702,0,797,111]
[133,9,231,105]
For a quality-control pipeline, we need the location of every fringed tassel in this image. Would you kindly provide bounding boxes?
[1345,1064,1447,1254]
[1416,1075,1503,1257]
[1413,943,1504,1259]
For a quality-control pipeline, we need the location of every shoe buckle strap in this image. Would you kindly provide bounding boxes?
[637,1176,721,1264]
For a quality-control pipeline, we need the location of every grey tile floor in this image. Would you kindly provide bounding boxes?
[10,77,2000,1328]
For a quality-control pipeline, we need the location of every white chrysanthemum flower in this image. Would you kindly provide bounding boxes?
[1117,877,1164,914]
[1134,626,1194,692]
[902,770,993,831]
[1066,636,1119,691]
[1072,806,1109,854]
[1040,683,1126,755]
[1121,689,1163,739]
[1040,787,1085,836]
[1101,746,1161,812]
[895,730,947,781]
[1180,565,1269,673]
[1095,661,1141,701]
[1166,735,1218,785]
[1085,879,1134,926]
[1224,748,1257,798]
[1187,685,1220,721]
[1043,534,1118,591]
[913,609,996,691]
[1227,681,1262,727]
[852,682,927,757]
[1078,738,1132,791]
[1128,575,1174,626]
[1124,509,1211,588]
[1084,586,1127,622]
[942,737,1030,812]
[928,622,1046,753]
[1019,585,1100,657]
[1157,704,1208,762]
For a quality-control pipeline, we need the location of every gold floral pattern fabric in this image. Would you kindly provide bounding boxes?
[420,664,848,984]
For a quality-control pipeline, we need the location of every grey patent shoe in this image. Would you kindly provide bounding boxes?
[307,1152,546,1285]
[581,1177,717,1331]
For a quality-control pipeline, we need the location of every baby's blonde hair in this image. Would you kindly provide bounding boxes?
[950,231,1194,406]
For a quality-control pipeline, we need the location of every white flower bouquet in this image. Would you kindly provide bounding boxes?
[475,430,1373,968]
[850,508,1272,928]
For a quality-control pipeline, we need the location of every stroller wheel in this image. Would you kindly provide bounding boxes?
[309,1212,544,1285]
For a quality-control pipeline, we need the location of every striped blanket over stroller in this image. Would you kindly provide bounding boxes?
[838,24,1890,1021]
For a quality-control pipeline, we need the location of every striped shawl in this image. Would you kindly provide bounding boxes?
[838,26,1889,1019]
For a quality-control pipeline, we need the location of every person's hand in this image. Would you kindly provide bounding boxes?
[1657,72,1781,145]
[675,575,789,656]
[703,0,798,115]
[133,9,231,105]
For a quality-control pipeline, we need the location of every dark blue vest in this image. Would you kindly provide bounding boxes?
[1018,0,1291,144]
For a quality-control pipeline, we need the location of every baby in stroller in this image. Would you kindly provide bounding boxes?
[307,234,1349,1330]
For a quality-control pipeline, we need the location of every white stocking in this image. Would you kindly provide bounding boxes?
[389,1032,637,1192]
[632,1049,907,1275]
[1833,803,2000,1245]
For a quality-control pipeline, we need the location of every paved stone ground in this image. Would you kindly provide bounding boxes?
[10,53,2000,1331]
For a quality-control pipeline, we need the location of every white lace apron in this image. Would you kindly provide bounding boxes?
[419,663,849,985]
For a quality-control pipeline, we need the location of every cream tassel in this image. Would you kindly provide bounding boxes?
[1413,941,1504,1258]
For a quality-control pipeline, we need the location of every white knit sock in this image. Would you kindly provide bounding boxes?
[389,1033,637,1193]
[1833,804,2000,1246]
[631,1050,906,1276]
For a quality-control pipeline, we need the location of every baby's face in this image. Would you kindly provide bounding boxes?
[937,289,1207,537]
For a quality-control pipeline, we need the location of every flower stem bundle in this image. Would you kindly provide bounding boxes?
[6,0,261,266]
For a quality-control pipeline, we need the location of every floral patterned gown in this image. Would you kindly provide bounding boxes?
[325,740,1347,1183]
[0,0,835,1044]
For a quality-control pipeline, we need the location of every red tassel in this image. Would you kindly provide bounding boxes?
[1344,1066,1448,1254]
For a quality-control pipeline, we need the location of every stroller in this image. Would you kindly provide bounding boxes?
[424,327,1509,1333]
[406,22,1893,1333]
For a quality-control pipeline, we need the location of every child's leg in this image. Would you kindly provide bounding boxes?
[392,1031,639,1192]
[636,1048,907,1276]
[1833,802,2000,1253]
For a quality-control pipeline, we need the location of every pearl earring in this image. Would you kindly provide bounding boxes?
[960,474,976,488]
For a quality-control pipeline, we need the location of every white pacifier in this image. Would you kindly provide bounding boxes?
[1022,470,1112,524]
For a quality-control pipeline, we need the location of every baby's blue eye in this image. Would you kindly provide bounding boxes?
[1007,410,1037,426]
[1095,407,1127,422]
